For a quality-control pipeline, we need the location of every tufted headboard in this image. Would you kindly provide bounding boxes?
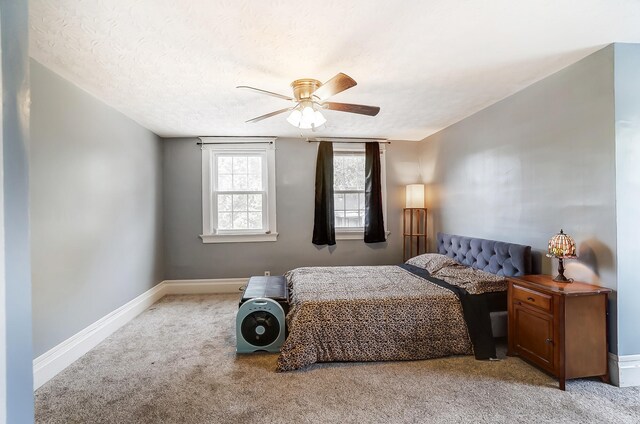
[436,232,532,277]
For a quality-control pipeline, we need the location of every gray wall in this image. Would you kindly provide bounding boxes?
[163,138,420,279]
[418,46,619,351]
[1,0,34,421]
[30,60,164,357]
[614,44,640,356]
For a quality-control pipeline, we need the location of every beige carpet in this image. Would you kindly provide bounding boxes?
[36,295,640,424]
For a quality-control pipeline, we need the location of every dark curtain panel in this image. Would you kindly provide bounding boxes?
[312,141,336,245]
[364,142,386,243]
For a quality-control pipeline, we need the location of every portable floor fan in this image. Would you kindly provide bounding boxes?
[236,297,286,353]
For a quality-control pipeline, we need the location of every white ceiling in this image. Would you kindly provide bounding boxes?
[30,0,640,141]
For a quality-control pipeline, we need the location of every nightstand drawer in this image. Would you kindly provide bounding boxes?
[512,284,552,313]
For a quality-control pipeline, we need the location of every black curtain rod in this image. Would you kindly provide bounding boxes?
[197,141,274,145]
[306,139,391,144]
[196,136,388,145]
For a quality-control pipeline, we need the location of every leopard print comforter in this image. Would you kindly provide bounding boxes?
[276,265,475,372]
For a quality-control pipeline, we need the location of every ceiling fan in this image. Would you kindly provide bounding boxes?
[237,73,380,129]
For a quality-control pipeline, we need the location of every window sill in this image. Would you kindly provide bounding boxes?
[199,233,278,244]
[335,230,391,241]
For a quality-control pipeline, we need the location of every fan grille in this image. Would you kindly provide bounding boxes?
[240,311,280,347]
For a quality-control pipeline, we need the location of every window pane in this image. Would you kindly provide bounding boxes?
[217,194,232,212]
[335,156,353,190]
[345,193,359,210]
[248,156,262,175]
[233,156,248,174]
[216,154,265,192]
[247,174,262,191]
[218,156,233,174]
[218,212,233,230]
[335,210,346,227]
[233,174,248,190]
[247,194,262,211]
[247,212,262,229]
[333,156,345,189]
[218,174,232,191]
[334,193,345,211]
[334,189,366,229]
[334,154,365,191]
[232,194,248,211]
[346,211,360,228]
[233,212,248,229]
[350,156,365,190]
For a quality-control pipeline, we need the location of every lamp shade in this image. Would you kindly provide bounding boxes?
[405,184,425,208]
[547,229,577,258]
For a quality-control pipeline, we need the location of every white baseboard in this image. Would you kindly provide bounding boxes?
[608,353,640,387]
[32,283,166,390]
[33,278,247,390]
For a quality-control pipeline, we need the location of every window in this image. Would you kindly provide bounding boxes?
[200,138,277,243]
[333,143,387,240]
[334,152,366,229]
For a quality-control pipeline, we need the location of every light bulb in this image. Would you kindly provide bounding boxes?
[286,109,302,127]
[301,106,315,120]
[297,106,314,129]
[313,110,327,127]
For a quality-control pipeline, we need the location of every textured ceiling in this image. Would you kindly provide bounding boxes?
[30,0,640,140]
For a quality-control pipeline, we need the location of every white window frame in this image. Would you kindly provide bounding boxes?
[333,143,389,240]
[200,137,277,243]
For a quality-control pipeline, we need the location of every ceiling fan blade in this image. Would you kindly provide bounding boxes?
[322,102,380,116]
[312,73,357,101]
[237,85,294,101]
[245,107,293,123]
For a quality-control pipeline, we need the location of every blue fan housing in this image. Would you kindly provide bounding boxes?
[236,297,286,353]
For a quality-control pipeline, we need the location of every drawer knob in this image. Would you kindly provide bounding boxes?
[527,297,535,302]
[545,338,553,345]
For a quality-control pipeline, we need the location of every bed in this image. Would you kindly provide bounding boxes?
[276,233,531,372]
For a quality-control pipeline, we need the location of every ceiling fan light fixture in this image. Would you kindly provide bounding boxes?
[313,110,327,127]
[287,103,326,129]
[301,105,315,121]
[286,109,302,127]
[298,111,314,129]
[300,106,317,129]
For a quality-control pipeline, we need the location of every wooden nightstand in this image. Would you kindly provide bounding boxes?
[506,275,611,390]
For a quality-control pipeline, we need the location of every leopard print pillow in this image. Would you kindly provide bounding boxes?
[405,253,458,274]
[431,265,507,294]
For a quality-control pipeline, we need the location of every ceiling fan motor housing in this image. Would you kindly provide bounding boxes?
[291,79,322,101]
